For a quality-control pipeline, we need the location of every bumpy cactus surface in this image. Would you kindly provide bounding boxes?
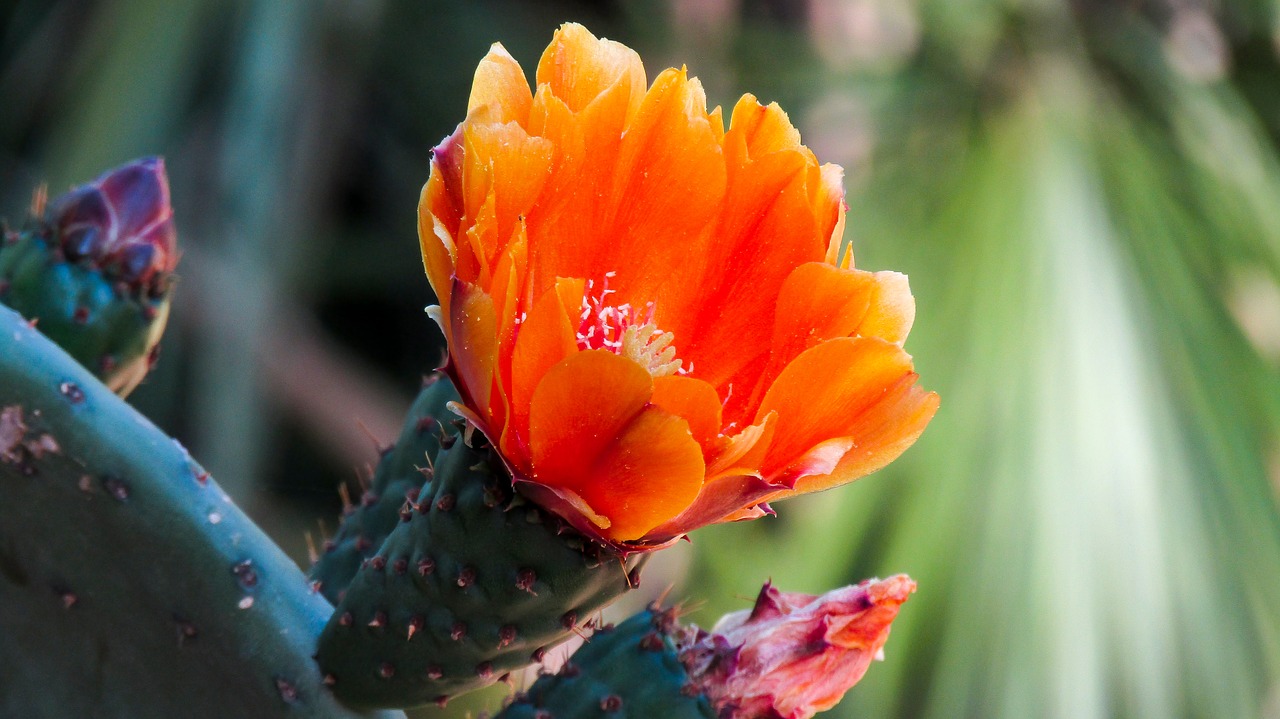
[316,431,644,709]
[0,305,400,719]
[499,609,715,719]
[309,374,461,604]
[0,158,176,396]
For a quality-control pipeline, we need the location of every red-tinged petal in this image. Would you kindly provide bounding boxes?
[449,280,500,420]
[468,43,533,126]
[528,351,704,541]
[536,23,646,118]
[503,279,582,463]
[754,337,926,482]
[423,127,466,240]
[681,576,916,719]
[643,471,779,543]
[650,375,722,453]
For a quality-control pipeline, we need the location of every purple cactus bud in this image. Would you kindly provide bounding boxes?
[46,157,177,289]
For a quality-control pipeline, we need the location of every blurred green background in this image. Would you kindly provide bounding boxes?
[3,0,1280,717]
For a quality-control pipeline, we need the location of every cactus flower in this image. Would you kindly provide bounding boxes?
[47,157,177,294]
[419,23,938,546]
[678,576,916,719]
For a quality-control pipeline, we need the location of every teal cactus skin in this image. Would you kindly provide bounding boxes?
[0,305,399,719]
[309,374,461,604]
[315,433,645,710]
[0,158,176,396]
[498,609,715,719]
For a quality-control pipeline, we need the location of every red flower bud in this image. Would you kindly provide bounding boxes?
[46,157,176,292]
[678,575,916,719]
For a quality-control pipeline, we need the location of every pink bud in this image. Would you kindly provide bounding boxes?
[679,575,916,719]
[47,157,177,291]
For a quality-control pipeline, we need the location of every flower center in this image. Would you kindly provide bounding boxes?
[576,272,685,378]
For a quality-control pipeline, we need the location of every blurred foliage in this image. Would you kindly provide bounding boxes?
[3,0,1280,717]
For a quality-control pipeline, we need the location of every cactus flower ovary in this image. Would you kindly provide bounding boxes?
[419,23,938,546]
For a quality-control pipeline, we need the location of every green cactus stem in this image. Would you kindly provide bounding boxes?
[309,374,460,604]
[0,304,399,719]
[315,432,645,710]
[0,158,177,396]
[497,608,714,719]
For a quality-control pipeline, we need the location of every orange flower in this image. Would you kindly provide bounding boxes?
[419,23,938,547]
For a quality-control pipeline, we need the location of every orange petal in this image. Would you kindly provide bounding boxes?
[468,43,533,126]
[529,351,652,482]
[651,375,723,453]
[754,337,931,482]
[858,271,914,344]
[536,23,646,117]
[577,406,706,540]
[528,351,704,541]
[449,280,500,422]
[461,122,554,270]
[765,264,916,394]
[725,94,803,165]
[504,279,582,462]
[790,375,938,495]
[679,149,821,399]
[595,68,726,314]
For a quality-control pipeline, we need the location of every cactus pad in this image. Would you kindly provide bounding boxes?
[315,434,644,710]
[309,375,460,604]
[0,305,398,719]
[497,609,714,719]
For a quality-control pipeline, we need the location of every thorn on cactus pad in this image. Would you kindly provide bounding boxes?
[392,557,408,575]
[417,557,435,576]
[322,673,336,687]
[338,612,354,627]
[456,565,476,588]
[560,611,577,630]
[378,662,395,679]
[231,560,258,590]
[72,306,89,324]
[101,475,129,501]
[475,661,494,680]
[600,695,622,712]
[435,494,455,512]
[57,588,77,609]
[450,621,467,641]
[98,354,117,374]
[434,695,449,708]
[368,610,387,629]
[407,615,423,640]
[498,624,517,647]
[274,677,299,704]
[369,556,386,572]
[516,568,538,595]
[426,664,443,680]
[530,647,547,663]
[58,381,84,404]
